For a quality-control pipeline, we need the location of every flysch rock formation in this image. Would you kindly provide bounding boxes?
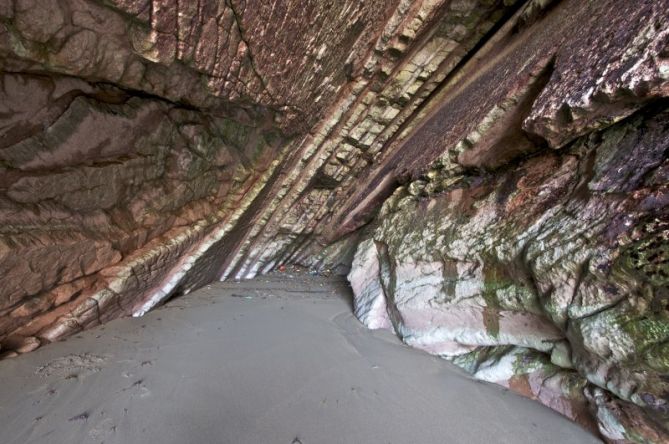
[0,0,667,441]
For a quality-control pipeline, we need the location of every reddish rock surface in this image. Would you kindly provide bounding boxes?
[2,0,487,353]
[1,0,668,441]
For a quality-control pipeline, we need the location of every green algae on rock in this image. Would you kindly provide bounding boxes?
[348,105,669,441]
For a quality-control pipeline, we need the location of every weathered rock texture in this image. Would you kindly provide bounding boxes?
[0,0,517,352]
[343,1,669,441]
[0,0,411,349]
[350,104,669,441]
[1,0,668,441]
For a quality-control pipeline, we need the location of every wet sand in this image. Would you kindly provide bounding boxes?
[0,272,600,444]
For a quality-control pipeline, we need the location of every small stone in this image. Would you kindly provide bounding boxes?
[550,341,574,369]
[407,180,427,197]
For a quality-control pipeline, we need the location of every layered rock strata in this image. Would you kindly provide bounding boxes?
[349,104,669,441]
[1,0,668,441]
[0,0,416,350]
[342,0,669,441]
[0,0,518,354]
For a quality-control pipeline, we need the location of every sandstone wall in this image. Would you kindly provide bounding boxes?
[343,0,669,441]
[349,105,669,441]
[0,0,517,353]
[1,0,668,441]
[0,0,408,352]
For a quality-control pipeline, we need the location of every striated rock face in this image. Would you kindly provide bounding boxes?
[0,72,285,351]
[1,0,517,353]
[1,0,668,441]
[342,1,669,441]
[349,105,669,440]
[0,0,408,350]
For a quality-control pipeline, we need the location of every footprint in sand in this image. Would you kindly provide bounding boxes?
[68,412,89,422]
[122,379,151,399]
[88,416,116,441]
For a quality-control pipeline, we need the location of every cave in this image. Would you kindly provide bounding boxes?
[0,0,668,442]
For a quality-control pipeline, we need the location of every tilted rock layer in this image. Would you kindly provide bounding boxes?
[350,105,669,441]
[1,0,668,441]
[344,1,669,441]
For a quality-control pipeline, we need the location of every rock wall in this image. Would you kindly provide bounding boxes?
[1,0,668,441]
[0,71,286,352]
[349,105,669,441]
[0,0,518,353]
[344,0,669,441]
[0,0,418,352]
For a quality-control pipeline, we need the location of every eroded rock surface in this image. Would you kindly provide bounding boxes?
[1,0,668,441]
[1,0,518,353]
[340,1,669,438]
[0,0,422,351]
[348,104,669,441]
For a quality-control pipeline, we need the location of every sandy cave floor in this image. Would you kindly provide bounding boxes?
[0,272,600,444]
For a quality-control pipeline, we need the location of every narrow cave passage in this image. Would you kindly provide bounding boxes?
[1,0,668,441]
[0,271,597,444]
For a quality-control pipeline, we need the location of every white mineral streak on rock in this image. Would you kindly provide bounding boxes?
[393,260,444,306]
[133,159,283,317]
[347,239,392,330]
[470,347,523,385]
[589,389,628,441]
